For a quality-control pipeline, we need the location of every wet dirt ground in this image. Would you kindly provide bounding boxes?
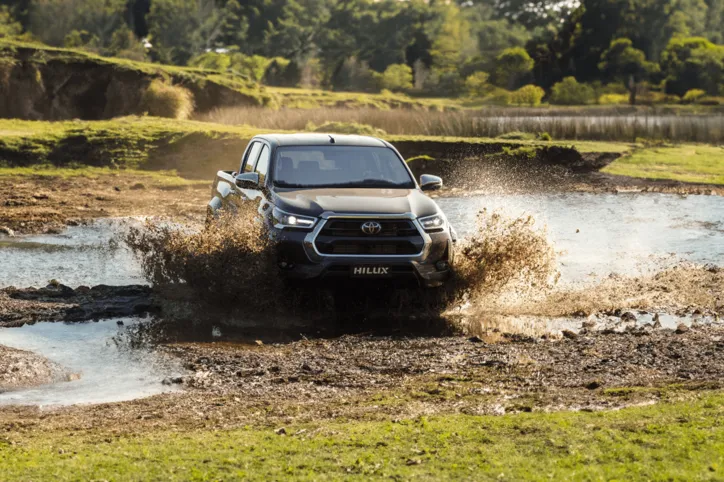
[0,171,722,435]
[0,174,207,235]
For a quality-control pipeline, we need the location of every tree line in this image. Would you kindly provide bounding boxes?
[1,0,723,104]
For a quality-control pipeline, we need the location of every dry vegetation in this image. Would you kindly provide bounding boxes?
[139,80,195,120]
[199,105,724,143]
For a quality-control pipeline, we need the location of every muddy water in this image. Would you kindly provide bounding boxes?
[438,193,724,283]
[0,318,183,406]
[0,192,722,405]
[1,194,722,288]
[0,218,143,288]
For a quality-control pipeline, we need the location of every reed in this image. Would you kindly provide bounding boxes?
[198,106,724,143]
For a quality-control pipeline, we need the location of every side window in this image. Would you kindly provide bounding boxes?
[254,145,271,184]
[242,142,262,173]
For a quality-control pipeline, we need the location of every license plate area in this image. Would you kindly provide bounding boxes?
[350,266,392,278]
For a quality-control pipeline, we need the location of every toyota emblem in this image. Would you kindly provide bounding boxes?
[361,221,382,235]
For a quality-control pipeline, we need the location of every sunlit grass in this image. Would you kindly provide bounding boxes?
[3,392,723,480]
[603,144,724,184]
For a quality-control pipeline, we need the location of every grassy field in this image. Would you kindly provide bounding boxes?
[2,392,723,480]
[2,117,723,185]
[603,144,724,184]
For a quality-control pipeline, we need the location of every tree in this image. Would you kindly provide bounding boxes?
[549,76,595,105]
[147,0,229,65]
[265,0,329,61]
[493,47,533,89]
[464,71,490,97]
[28,0,126,47]
[381,63,412,91]
[428,3,473,72]
[660,37,724,95]
[598,38,659,104]
[0,5,21,37]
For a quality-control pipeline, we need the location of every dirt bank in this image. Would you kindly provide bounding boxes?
[0,344,72,392]
[0,284,157,327]
[0,173,207,234]
[0,41,268,121]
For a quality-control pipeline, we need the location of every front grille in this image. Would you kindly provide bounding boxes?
[314,218,424,256]
[320,219,418,237]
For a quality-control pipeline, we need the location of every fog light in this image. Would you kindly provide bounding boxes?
[278,261,295,270]
[435,260,449,271]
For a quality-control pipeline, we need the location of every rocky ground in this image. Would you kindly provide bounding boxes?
[0,345,73,393]
[0,284,157,327]
[1,324,723,435]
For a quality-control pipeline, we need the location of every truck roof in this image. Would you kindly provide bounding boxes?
[257,133,390,148]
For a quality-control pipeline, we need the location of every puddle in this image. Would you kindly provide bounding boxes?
[0,318,184,407]
[0,218,143,288]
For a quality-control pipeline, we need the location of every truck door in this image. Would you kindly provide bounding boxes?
[229,142,272,216]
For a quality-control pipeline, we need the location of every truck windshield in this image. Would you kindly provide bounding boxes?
[273,146,415,189]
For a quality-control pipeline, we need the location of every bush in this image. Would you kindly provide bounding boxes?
[549,77,596,105]
[306,121,386,137]
[464,72,491,98]
[139,80,194,119]
[683,89,706,103]
[482,88,512,105]
[598,93,629,105]
[381,64,413,92]
[510,85,545,106]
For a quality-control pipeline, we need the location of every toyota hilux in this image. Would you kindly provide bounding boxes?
[208,133,455,288]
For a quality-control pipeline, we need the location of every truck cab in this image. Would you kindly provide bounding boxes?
[208,133,455,288]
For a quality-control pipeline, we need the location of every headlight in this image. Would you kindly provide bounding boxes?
[419,213,446,232]
[272,207,317,230]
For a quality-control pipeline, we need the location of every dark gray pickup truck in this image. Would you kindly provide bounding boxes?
[208,133,455,288]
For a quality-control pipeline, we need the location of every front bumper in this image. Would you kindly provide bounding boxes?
[273,212,453,288]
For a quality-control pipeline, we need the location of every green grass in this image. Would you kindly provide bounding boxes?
[3,117,722,186]
[604,144,724,184]
[0,166,207,186]
[2,393,723,480]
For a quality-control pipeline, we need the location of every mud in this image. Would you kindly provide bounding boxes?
[0,284,157,327]
[0,344,72,392]
[0,174,207,235]
[2,325,723,435]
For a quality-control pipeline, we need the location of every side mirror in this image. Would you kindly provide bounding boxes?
[420,174,443,192]
[235,172,260,189]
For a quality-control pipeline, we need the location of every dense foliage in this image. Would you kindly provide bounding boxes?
[1,0,724,103]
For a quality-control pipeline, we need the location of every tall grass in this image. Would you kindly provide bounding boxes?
[198,106,724,143]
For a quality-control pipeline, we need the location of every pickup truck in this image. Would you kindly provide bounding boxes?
[208,133,455,288]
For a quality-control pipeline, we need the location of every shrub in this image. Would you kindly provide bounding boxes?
[598,93,629,104]
[549,77,596,105]
[482,87,512,105]
[683,89,706,103]
[306,121,386,137]
[464,71,491,97]
[381,64,413,92]
[698,96,724,105]
[139,80,194,119]
[494,47,534,89]
[510,85,545,106]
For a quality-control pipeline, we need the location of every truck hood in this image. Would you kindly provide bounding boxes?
[272,188,440,218]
